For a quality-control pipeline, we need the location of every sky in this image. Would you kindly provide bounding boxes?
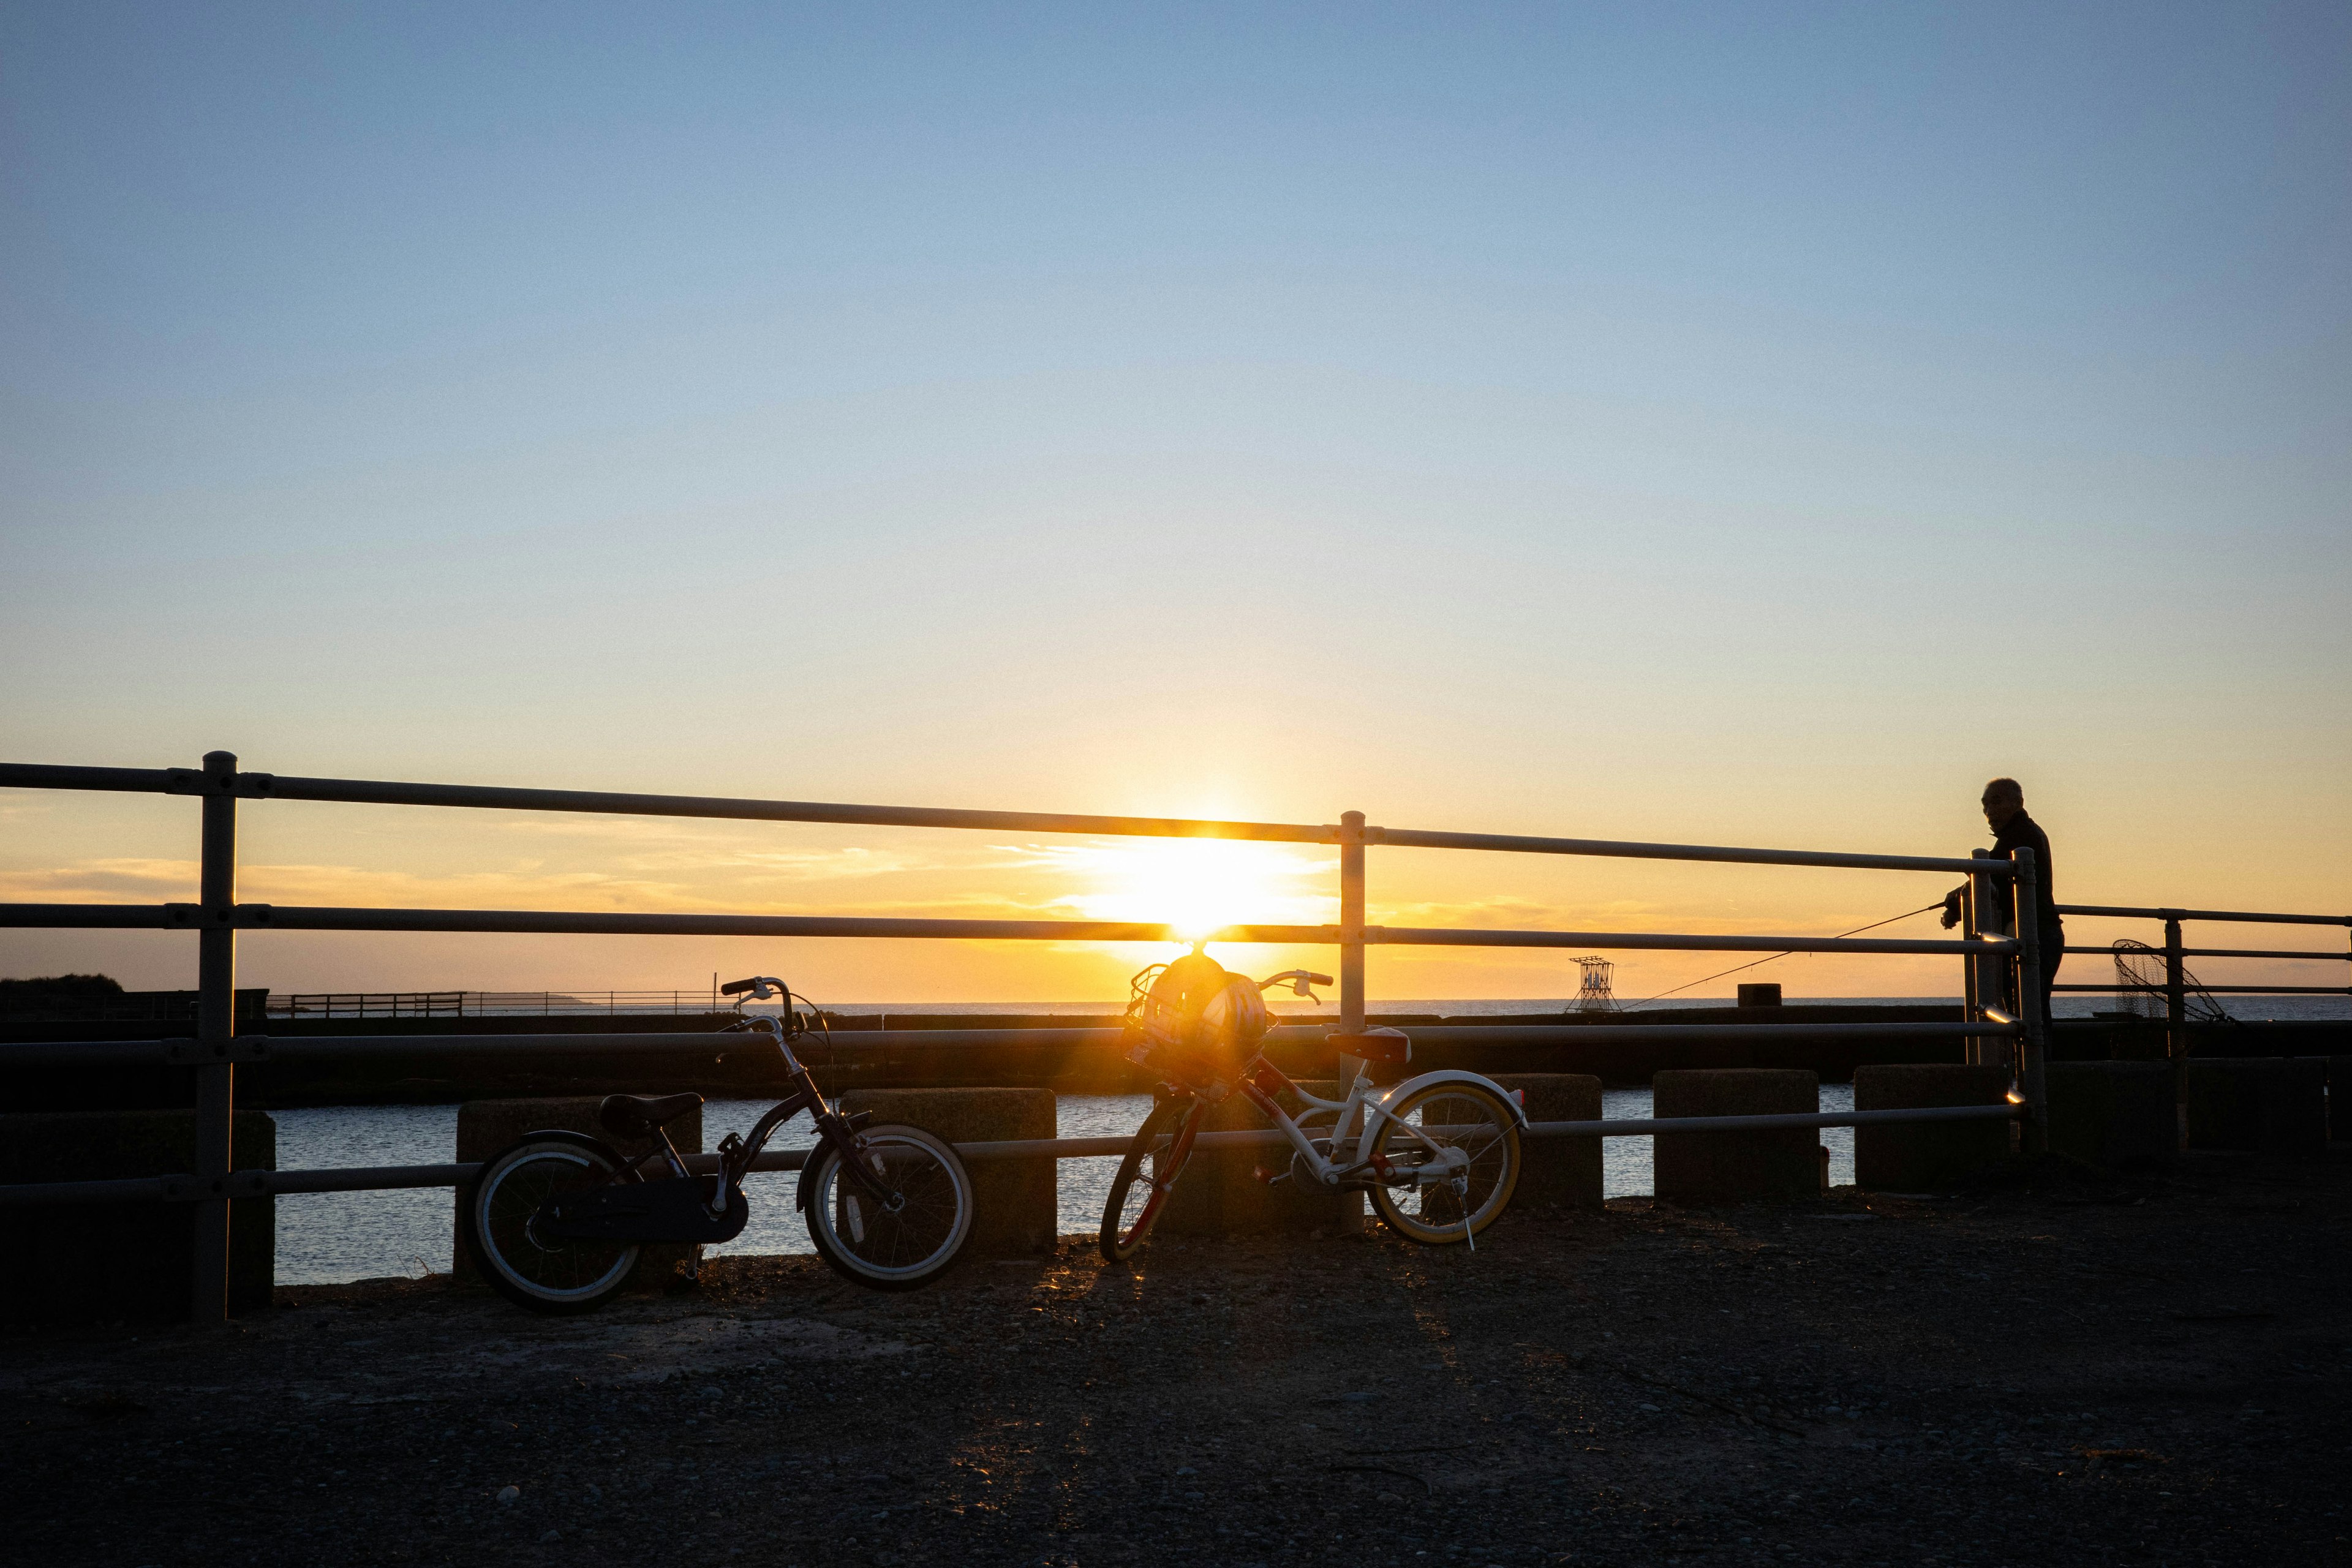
[3,2,2347,1003]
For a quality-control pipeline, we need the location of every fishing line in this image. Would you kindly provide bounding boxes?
[1627,903,1946,1009]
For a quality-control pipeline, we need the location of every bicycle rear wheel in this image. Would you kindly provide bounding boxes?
[805,1125,974,1290]
[462,1134,642,1315]
[1099,1096,1203,1264]
[1366,1083,1520,1245]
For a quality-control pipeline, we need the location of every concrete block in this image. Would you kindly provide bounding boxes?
[1652,1069,1818,1202]
[454,1097,701,1289]
[1487,1074,1603,1209]
[2045,1061,2177,1169]
[2332,1057,2352,1144]
[2277,1059,2331,1155]
[839,1088,1056,1256]
[1852,1065,2012,1191]
[0,1109,274,1324]
[1158,1082,1355,1237]
[2184,1058,2328,1155]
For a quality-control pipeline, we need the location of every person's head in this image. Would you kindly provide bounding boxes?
[1981,777,2024,830]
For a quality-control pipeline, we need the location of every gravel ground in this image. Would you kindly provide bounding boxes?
[4,1150,2346,1568]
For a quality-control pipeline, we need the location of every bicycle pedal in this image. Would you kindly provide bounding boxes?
[1251,1164,1291,1187]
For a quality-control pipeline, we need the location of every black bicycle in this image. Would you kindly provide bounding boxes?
[461,976,974,1313]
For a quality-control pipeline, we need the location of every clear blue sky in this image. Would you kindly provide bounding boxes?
[4,3,2346,997]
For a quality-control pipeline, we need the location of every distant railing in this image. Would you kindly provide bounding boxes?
[0,751,2109,1322]
[268,989,729,1019]
[2053,905,2351,1039]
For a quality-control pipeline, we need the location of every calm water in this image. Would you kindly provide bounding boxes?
[270,1085,1861,1285]
[270,990,2348,1283]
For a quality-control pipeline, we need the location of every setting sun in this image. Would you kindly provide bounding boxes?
[1049,839,1333,938]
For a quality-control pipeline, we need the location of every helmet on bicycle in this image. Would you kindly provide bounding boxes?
[1125,949,1272,1092]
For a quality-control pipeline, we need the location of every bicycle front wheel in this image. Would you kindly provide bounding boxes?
[462,1136,642,1315]
[1366,1083,1521,1245]
[805,1126,974,1290]
[1099,1096,1203,1264]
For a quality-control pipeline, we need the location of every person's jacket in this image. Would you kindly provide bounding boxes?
[1987,811,2062,937]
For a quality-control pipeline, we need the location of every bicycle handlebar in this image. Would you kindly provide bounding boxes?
[1256,968,1333,997]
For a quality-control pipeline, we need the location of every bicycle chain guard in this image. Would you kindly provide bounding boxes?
[539,1175,750,1245]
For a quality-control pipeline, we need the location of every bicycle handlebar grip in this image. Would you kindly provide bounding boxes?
[720,978,756,996]
[1305,972,1334,987]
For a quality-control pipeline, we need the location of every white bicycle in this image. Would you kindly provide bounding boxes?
[1099,950,1527,1261]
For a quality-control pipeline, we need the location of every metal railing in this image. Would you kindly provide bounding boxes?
[3,752,2075,1320]
[267,989,732,1019]
[2051,903,2351,1050]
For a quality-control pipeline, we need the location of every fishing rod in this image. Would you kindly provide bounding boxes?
[1627,903,1947,1009]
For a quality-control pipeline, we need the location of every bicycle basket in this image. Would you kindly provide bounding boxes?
[1123,951,1271,1094]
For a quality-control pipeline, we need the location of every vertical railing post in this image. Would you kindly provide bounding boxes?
[1959,871,1978,1061]
[2162,914,2187,1056]
[1961,850,1990,1067]
[2163,913,2188,1153]
[1338,810,1366,1038]
[192,749,239,1323]
[1334,810,1369,1234]
[1964,851,2012,1072]
[2010,848,2049,1156]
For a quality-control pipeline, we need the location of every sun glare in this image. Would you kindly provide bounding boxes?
[1058,839,1330,938]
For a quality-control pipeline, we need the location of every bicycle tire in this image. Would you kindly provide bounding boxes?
[805,1125,974,1291]
[462,1134,643,1315]
[1099,1096,1202,1264]
[1365,1083,1521,1245]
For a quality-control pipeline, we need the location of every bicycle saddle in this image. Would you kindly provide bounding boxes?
[597,1091,704,1139]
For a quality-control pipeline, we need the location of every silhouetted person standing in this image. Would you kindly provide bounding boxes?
[1942,777,2062,1017]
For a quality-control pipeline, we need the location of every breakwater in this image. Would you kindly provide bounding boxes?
[8,1002,2344,1110]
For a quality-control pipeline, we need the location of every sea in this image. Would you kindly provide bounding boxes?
[270,993,2347,1285]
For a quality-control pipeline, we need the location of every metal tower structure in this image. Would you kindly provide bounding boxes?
[1572,954,1619,1014]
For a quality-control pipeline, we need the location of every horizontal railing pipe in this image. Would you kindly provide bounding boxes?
[1370,826,2015,876]
[0,1102,2027,1206]
[241,772,1346,845]
[0,1176,179,1205]
[1365,926,2010,956]
[2056,903,2351,927]
[2051,983,2349,995]
[0,902,2020,954]
[0,902,192,929]
[0,763,186,795]
[0,1016,2024,1069]
[230,905,1330,944]
[2062,944,2349,961]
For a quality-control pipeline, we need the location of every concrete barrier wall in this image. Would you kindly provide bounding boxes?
[452,1097,701,1290]
[839,1087,1056,1256]
[1852,1065,2013,1191]
[2184,1058,2328,1156]
[1653,1069,1819,1202]
[1487,1074,1604,1210]
[0,1109,274,1324]
[2045,1061,2177,1169]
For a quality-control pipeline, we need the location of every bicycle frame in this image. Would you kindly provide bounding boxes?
[1194,1057,1476,1191]
[712,1013,899,1212]
[577,1009,897,1227]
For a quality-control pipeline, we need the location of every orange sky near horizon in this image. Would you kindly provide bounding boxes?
[3,769,2342,1004]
